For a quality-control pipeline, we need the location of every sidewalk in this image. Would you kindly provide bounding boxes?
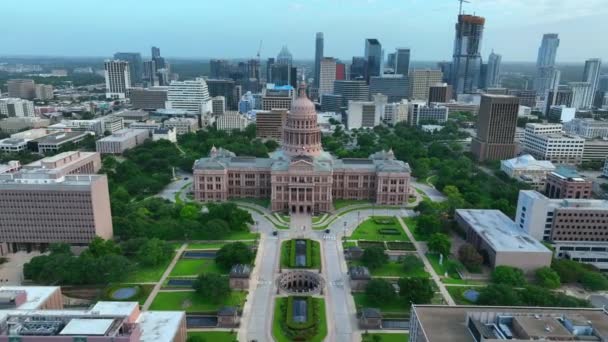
[142,243,187,310]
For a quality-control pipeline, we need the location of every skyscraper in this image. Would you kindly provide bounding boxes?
[277,46,293,66]
[113,52,142,84]
[583,58,602,107]
[210,59,229,79]
[394,48,411,76]
[151,46,161,59]
[534,34,560,97]
[6,79,35,99]
[266,58,275,82]
[409,69,444,101]
[365,39,382,81]
[451,14,485,95]
[314,32,324,88]
[471,94,519,161]
[485,51,502,89]
[104,60,131,99]
[318,57,337,97]
[569,82,593,110]
[350,57,367,81]
[151,46,166,71]
[166,78,211,114]
[143,60,157,86]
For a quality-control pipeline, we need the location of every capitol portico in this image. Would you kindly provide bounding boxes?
[193,83,411,214]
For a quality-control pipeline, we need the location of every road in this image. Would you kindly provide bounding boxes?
[411,180,447,202]
[240,212,280,342]
[157,170,193,202]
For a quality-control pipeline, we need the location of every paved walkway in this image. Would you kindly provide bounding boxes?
[240,212,280,342]
[142,243,187,310]
[397,217,455,306]
[411,180,447,202]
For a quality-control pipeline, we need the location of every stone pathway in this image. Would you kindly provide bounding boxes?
[397,217,455,306]
[142,243,187,310]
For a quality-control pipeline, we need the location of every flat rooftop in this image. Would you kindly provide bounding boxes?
[137,311,185,342]
[456,209,550,253]
[0,286,58,310]
[412,305,608,342]
[33,131,88,144]
[521,190,608,209]
[59,318,114,336]
[97,128,148,142]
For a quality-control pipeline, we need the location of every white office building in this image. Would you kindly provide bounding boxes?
[564,118,608,139]
[523,131,585,165]
[165,78,211,114]
[569,82,593,110]
[163,117,199,135]
[0,98,35,117]
[216,111,250,132]
[152,127,177,143]
[500,154,556,190]
[104,60,131,99]
[408,101,448,126]
[383,100,409,125]
[548,105,576,123]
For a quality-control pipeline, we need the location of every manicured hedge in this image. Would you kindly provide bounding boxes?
[386,242,416,251]
[373,217,396,225]
[378,228,401,235]
[281,296,320,340]
[358,241,386,250]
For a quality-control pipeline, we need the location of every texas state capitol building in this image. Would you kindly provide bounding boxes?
[193,83,411,214]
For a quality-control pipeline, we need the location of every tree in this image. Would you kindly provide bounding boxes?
[458,244,483,272]
[580,272,608,291]
[364,279,396,305]
[84,237,121,258]
[136,238,174,267]
[416,215,442,236]
[535,267,561,289]
[491,266,526,287]
[193,273,231,303]
[215,242,254,271]
[398,277,434,304]
[403,255,424,274]
[427,233,451,256]
[551,259,585,283]
[361,246,388,270]
[49,243,72,255]
[202,218,231,240]
[477,284,521,306]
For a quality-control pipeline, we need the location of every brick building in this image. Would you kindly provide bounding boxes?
[545,166,592,199]
[194,84,411,214]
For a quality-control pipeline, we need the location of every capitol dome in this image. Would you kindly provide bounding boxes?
[290,83,316,116]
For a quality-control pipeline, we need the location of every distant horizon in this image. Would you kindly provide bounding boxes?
[1,0,607,63]
[0,54,599,66]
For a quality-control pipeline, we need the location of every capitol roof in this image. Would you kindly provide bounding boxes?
[501,154,555,171]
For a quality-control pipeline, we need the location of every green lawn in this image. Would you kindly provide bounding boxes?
[363,333,409,342]
[272,297,327,342]
[402,216,427,241]
[187,332,237,342]
[149,290,246,313]
[225,231,260,240]
[187,241,255,250]
[426,253,462,280]
[312,214,326,224]
[125,257,174,283]
[280,239,321,269]
[446,286,478,305]
[170,258,224,277]
[343,241,358,248]
[350,217,410,242]
[350,260,429,278]
[334,199,371,210]
[103,284,153,305]
[353,293,410,315]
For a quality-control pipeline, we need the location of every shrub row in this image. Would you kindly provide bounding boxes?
[377,227,402,235]
[386,242,416,251]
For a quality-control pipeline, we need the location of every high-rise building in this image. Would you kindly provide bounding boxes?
[210,59,229,79]
[255,109,287,140]
[270,64,297,88]
[350,57,367,80]
[104,60,131,99]
[7,79,35,100]
[128,87,168,110]
[247,59,260,80]
[206,79,237,110]
[409,69,443,101]
[266,58,275,82]
[428,83,452,104]
[534,33,560,97]
[334,80,369,107]
[151,46,161,59]
[583,58,602,107]
[545,86,573,113]
[143,60,157,85]
[364,39,382,81]
[335,62,346,81]
[0,98,35,117]
[408,102,449,126]
[113,52,142,84]
[471,94,519,161]
[276,46,293,66]
[451,14,485,94]
[369,76,409,103]
[151,46,166,70]
[485,51,502,88]
[508,89,537,108]
[394,48,411,76]
[314,32,324,88]
[34,84,54,100]
[165,78,211,114]
[569,82,593,109]
[437,61,452,83]
[318,57,337,96]
[386,53,396,71]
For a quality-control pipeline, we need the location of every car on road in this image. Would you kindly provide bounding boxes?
[325,229,330,234]
[272,231,278,236]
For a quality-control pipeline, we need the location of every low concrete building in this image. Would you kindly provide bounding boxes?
[23,151,101,176]
[229,264,251,290]
[255,109,287,140]
[455,209,552,273]
[0,117,50,133]
[500,154,555,190]
[0,161,21,174]
[163,117,199,135]
[216,111,250,132]
[153,127,177,143]
[0,138,29,153]
[29,131,91,154]
[410,305,608,342]
[96,128,149,154]
[349,266,371,292]
[359,308,382,329]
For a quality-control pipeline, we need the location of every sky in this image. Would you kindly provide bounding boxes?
[1,0,607,62]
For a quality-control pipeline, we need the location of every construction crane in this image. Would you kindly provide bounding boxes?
[256,40,263,60]
[458,0,470,15]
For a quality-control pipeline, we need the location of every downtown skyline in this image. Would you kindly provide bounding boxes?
[1,0,607,62]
